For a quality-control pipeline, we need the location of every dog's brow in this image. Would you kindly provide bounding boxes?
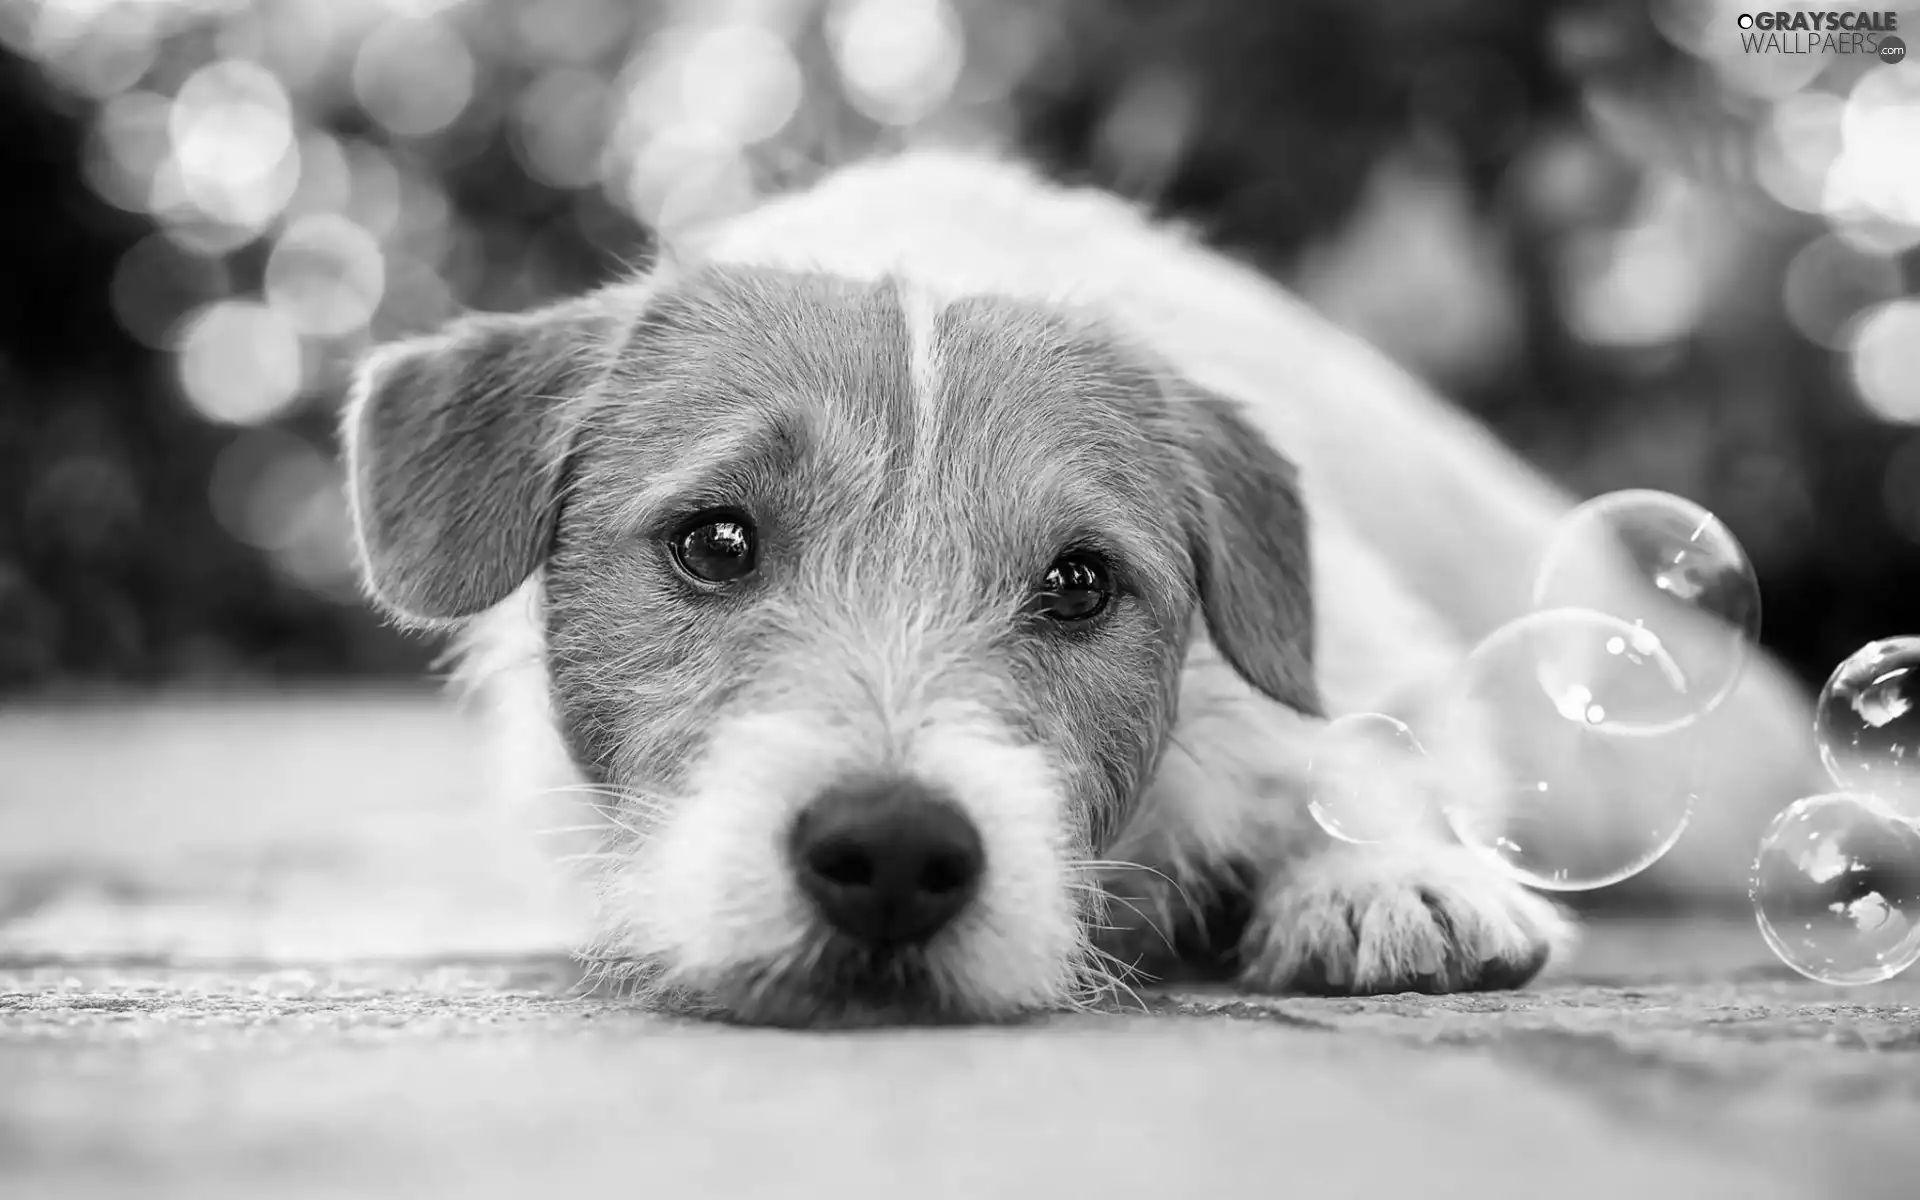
[1053,515,1187,603]
[602,416,805,534]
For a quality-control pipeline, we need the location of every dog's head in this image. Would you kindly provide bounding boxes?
[342,264,1315,1024]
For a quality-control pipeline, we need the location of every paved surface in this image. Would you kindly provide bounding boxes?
[2,693,1917,1198]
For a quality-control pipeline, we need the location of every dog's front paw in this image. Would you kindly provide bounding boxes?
[1236,843,1573,995]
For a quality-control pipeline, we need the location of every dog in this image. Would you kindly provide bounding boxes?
[340,150,1822,1026]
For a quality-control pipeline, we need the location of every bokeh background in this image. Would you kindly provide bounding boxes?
[2,0,1917,695]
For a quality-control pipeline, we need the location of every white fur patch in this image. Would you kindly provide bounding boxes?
[449,576,581,811]
[908,711,1086,1012]
[615,710,853,984]
[446,576,598,939]
[1110,632,1322,887]
[898,280,946,467]
[608,701,1085,1015]
[1239,842,1577,993]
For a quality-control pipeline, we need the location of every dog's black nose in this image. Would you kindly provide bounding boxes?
[790,780,984,948]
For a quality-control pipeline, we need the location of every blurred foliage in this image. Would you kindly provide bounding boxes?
[0,0,1916,694]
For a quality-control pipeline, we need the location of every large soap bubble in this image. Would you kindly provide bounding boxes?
[1531,490,1760,734]
[1814,636,1920,817]
[1306,713,1431,845]
[1429,608,1700,891]
[1750,792,1920,986]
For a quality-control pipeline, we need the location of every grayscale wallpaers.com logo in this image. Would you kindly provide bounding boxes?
[1736,11,1905,62]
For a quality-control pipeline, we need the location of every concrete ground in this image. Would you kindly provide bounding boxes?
[2,693,1917,1199]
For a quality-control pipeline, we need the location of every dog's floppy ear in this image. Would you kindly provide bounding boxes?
[1180,390,1322,715]
[341,294,622,626]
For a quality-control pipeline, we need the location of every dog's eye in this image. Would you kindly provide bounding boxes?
[1031,552,1112,623]
[671,512,758,584]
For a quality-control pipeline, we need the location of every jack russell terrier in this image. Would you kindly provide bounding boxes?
[341,151,1820,1026]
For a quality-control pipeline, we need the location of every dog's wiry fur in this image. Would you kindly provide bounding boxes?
[344,151,1822,1025]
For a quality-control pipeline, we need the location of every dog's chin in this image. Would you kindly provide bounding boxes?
[638,935,1046,1029]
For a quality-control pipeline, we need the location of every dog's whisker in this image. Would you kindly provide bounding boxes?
[533,781,676,810]
[1068,944,1151,1015]
[556,787,675,814]
[555,810,650,841]
[534,781,657,799]
[1071,858,1200,918]
[528,801,670,835]
[1070,858,1187,890]
[1087,889,1181,959]
[1075,860,1190,944]
[1087,941,1152,989]
[567,955,613,1001]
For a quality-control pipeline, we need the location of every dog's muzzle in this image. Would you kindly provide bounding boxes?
[788,778,986,948]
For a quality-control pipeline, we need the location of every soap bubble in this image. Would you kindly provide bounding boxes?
[1307,714,1431,844]
[1750,792,1920,985]
[1531,490,1760,734]
[1815,636,1920,816]
[1430,609,1699,891]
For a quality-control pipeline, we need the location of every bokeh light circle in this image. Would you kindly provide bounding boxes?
[511,68,611,188]
[167,58,300,235]
[208,427,359,596]
[1750,792,1920,986]
[1531,489,1760,734]
[1824,65,1920,254]
[675,21,803,146]
[264,214,386,337]
[352,18,475,139]
[1306,714,1431,845]
[1815,636,1920,816]
[1431,608,1699,891]
[84,89,172,212]
[828,0,964,126]
[1849,299,1920,425]
[169,59,295,185]
[175,300,304,426]
[1780,234,1903,352]
[1754,90,1845,216]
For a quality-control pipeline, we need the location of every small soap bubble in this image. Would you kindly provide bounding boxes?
[1814,636,1920,816]
[1307,714,1430,844]
[1531,490,1761,734]
[1750,792,1920,985]
[1431,609,1699,891]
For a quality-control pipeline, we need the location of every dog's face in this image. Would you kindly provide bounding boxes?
[343,264,1315,1025]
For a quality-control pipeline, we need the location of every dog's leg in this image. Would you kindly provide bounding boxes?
[1235,840,1574,995]
[1093,636,1314,983]
[1227,676,1577,994]
[1108,624,1575,995]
